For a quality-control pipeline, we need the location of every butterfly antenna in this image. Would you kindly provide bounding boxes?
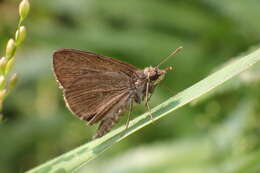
[157,46,183,68]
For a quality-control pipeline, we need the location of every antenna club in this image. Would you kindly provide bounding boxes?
[173,46,183,54]
[165,66,173,71]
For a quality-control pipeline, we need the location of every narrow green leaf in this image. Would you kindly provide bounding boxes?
[26,48,260,173]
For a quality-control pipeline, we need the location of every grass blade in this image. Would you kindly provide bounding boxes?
[26,48,260,173]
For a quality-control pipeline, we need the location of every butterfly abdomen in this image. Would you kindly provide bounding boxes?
[93,96,130,139]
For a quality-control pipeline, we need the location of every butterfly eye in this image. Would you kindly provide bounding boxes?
[149,72,160,81]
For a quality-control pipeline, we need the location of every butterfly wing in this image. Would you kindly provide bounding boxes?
[63,72,130,123]
[53,49,138,124]
[53,49,138,88]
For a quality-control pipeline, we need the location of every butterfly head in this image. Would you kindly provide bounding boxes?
[144,66,172,85]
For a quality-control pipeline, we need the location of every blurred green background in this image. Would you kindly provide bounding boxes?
[1,0,260,172]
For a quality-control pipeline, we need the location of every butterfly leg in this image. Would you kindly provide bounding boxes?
[145,79,154,122]
[145,100,154,121]
[125,100,133,130]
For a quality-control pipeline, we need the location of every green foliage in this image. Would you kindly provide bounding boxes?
[0,0,260,173]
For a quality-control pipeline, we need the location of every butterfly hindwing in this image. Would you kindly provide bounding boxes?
[64,72,130,122]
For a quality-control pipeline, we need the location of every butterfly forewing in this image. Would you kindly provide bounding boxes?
[53,49,139,125]
[53,49,138,88]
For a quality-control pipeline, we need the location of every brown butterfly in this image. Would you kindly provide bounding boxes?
[53,47,182,139]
